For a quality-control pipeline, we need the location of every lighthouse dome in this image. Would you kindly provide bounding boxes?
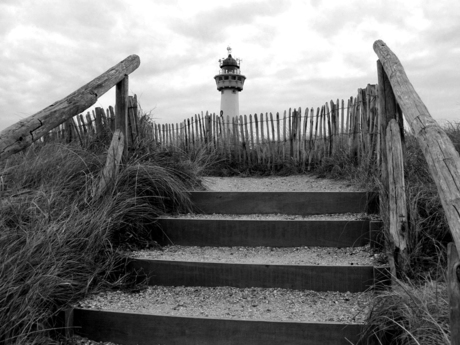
[221,54,239,70]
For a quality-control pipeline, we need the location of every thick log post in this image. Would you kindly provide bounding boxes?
[0,55,140,161]
[115,75,129,148]
[448,242,460,345]
[374,39,460,260]
[386,119,409,276]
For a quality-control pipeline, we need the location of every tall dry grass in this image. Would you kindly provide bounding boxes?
[312,124,460,344]
[363,279,450,345]
[0,123,207,344]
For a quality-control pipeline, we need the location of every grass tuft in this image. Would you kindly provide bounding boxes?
[362,279,450,345]
[0,137,202,344]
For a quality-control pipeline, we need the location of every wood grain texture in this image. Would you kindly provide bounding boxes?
[374,40,460,259]
[92,130,125,199]
[129,259,376,292]
[72,308,364,345]
[156,218,370,247]
[386,120,408,252]
[0,55,140,160]
[115,76,129,145]
[448,243,460,345]
[190,192,371,215]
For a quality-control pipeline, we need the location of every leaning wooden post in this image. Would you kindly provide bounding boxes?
[448,242,460,345]
[377,60,399,189]
[374,39,460,260]
[115,75,129,154]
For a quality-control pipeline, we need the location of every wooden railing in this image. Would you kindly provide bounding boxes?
[41,95,141,147]
[374,40,460,343]
[0,55,140,160]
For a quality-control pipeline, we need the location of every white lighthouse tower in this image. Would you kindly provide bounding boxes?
[214,47,246,117]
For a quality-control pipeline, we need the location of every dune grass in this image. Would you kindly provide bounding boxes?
[2,110,459,344]
[0,129,208,344]
[363,279,450,345]
[312,125,460,344]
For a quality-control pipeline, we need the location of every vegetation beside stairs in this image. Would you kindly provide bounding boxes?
[1,116,459,343]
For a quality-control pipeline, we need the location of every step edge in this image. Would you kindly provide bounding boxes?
[69,307,367,326]
[128,257,377,269]
[157,217,372,223]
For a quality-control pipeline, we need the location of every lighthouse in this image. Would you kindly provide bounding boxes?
[214,47,246,118]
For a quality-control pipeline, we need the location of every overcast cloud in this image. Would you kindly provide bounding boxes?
[1,0,459,131]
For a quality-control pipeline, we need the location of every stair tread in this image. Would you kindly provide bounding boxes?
[200,176,364,193]
[129,245,380,266]
[77,286,372,324]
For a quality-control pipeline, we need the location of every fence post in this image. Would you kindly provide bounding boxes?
[377,59,409,279]
[95,108,105,139]
[386,119,409,278]
[377,60,398,188]
[448,242,460,345]
[115,75,129,152]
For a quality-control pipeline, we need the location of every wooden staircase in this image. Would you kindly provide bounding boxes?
[68,191,386,345]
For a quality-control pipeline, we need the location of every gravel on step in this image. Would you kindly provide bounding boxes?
[200,176,364,192]
[129,245,377,266]
[77,286,372,324]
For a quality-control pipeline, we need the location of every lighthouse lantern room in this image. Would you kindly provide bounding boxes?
[214,47,246,118]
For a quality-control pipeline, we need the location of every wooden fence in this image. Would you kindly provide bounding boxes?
[151,85,379,170]
[42,95,141,147]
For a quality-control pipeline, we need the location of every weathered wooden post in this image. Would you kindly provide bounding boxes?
[92,130,125,199]
[374,39,460,261]
[128,95,139,141]
[95,108,105,139]
[377,59,409,278]
[448,242,460,345]
[386,119,409,278]
[64,119,73,143]
[378,60,395,186]
[115,75,129,152]
[0,55,140,161]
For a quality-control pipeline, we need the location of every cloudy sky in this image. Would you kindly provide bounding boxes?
[1,0,459,131]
